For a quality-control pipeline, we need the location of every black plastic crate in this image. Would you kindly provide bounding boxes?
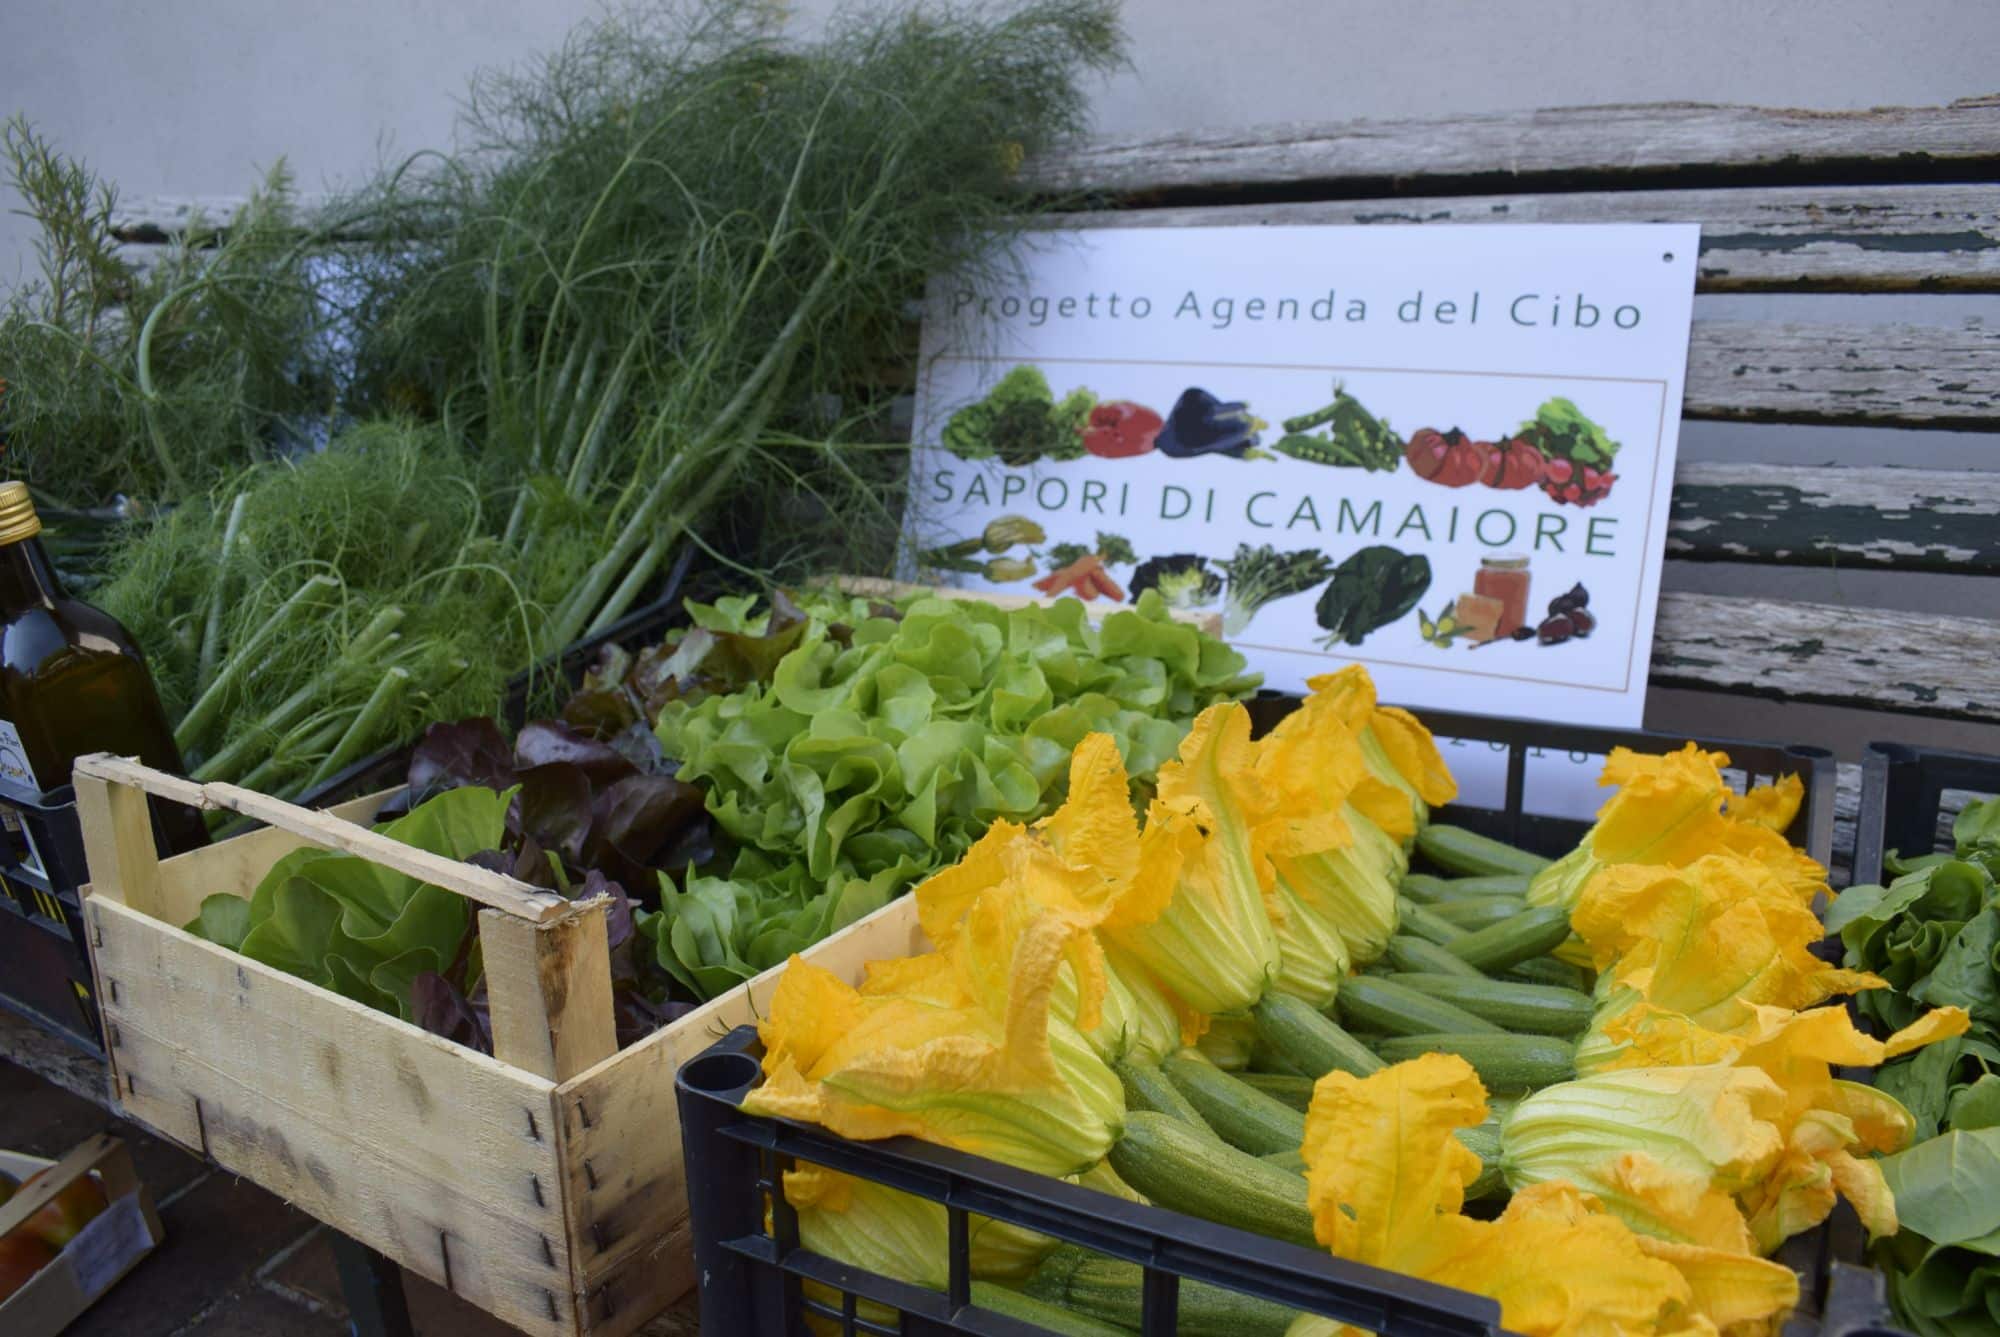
[678,1024,1515,1337]
[0,779,110,1054]
[1851,741,2000,889]
[676,704,1848,1336]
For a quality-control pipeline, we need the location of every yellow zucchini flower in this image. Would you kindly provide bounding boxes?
[1256,688,1418,972]
[744,882,1125,1175]
[1103,704,1282,1015]
[1301,666,1457,827]
[1527,746,1825,914]
[782,1166,1055,1287]
[1570,857,1885,1074]
[1290,1053,1789,1337]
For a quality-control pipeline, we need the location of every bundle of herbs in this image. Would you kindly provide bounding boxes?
[15,0,1126,804]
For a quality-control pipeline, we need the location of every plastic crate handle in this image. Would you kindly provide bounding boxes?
[72,753,620,1083]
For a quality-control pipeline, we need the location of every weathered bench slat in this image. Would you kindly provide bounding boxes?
[1683,320,2000,427]
[1652,592,2000,722]
[1029,98,2000,199]
[1669,463,2000,573]
[1051,184,2000,292]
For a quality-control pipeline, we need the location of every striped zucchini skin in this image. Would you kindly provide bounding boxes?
[1161,1053,1306,1156]
[1251,992,1385,1079]
[1385,933,1488,979]
[1386,973,1594,1036]
[1373,1032,1577,1092]
[1507,955,1592,990]
[1335,975,1507,1037]
[1116,1058,1216,1135]
[1237,1071,1317,1111]
[1024,1245,1300,1337]
[1400,872,1533,903]
[1444,906,1575,973]
[1430,896,1528,931]
[1107,1112,1318,1248]
[1396,896,1464,945]
[1415,824,1553,877]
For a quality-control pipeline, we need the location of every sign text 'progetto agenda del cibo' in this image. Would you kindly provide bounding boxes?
[904,224,1699,727]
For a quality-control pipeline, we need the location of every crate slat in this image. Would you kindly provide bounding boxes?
[1668,462,2000,573]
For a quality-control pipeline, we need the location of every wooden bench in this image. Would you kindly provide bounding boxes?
[1013,95,2000,878]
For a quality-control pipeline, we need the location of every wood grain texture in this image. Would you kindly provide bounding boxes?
[1051,183,2000,292]
[1682,320,2000,426]
[552,895,929,1330]
[1025,97,2000,198]
[1652,593,2000,722]
[481,898,619,1084]
[1668,462,2000,571]
[87,900,575,1335]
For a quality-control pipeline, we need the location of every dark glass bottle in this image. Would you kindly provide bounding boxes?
[0,482,208,854]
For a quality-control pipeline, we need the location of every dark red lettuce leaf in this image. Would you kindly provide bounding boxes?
[408,718,515,800]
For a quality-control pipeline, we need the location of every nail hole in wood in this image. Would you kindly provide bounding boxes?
[108,1023,121,1048]
[575,1098,592,1129]
[526,1109,541,1142]
[544,1290,558,1321]
[591,1221,609,1253]
[541,1236,556,1267]
[194,1097,210,1159]
[108,979,120,1004]
[584,1160,598,1191]
[124,1072,135,1095]
[440,1231,454,1294]
[531,1174,545,1207]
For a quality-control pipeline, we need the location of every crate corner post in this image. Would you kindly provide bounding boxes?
[479,896,619,1085]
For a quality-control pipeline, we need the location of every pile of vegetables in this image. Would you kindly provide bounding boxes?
[735,691,1969,1336]
[2,0,1128,801]
[1825,796,2000,1335]
[185,586,1256,1046]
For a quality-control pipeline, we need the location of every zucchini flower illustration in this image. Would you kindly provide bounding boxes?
[1291,1053,1794,1337]
[1527,745,1824,914]
[1300,666,1458,829]
[744,884,1125,1175]
[1102,703,1281,1015]
[982,515,1046,552]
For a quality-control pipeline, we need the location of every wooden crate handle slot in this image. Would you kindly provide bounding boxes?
[72,754,567,924]
[479,897,619,1082]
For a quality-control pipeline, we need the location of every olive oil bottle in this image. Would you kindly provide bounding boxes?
[0,482,207,854]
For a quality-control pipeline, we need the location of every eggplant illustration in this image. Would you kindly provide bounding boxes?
[1155,387,1266,458]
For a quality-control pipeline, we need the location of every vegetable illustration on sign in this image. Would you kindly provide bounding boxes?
[1155,387,1267,459]
[941,365,1094,465]
[1129,553,1222,611]
[1403,397,1618,504]
[920,515,1045,581]
[1272,382,1402,471]
[1314,545,1432,647]
[1215,543,1334,636]
[1083,400,1163,457]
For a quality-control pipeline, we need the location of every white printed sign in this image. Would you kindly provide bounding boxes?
[905,224,1699,726]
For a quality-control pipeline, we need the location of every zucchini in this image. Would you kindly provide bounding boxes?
[1238,1071,1317,1112]
[1373,1032,1576,1092]
[1507,955,1591,990]
[1107,1112,1317,1248]
[1384,933,1487,979]
[1429,897,1527,931]
[1415,824,1552,877]
[1116,1059,1215,1135]
[1400,872,1532,904]
[1455,1125,1505,1201]
[1335,975,1506,1038]
[1161,1053,1305,1156]
[1386,973,1594,1036]
[1260,1147,1307,1173]
[1251,992,1384,1079]
[1395,896,1463,946]
[970,1280,1136,1337]
[1444,905,1575,973]
[1025,1245,1298,1337]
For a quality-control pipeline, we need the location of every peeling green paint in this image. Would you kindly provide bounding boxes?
[1669,483,2000,573]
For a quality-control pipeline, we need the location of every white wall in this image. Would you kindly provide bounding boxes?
[4,0,1998,288]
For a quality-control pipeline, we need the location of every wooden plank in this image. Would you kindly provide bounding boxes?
[72,769,161,916]
[1683,320,2000,427]
[87,900,575,1335]
[1668,462,2000,572]
[148,789,394,928]
[552,895,929,1329]
[1053,184,2000,292]
[1026,97,2000,199]
[480,898,619,1084]
[1651,593,2000,722]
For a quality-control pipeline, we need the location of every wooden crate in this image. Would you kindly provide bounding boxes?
[0,1133,166,1336]
[72,755,928,1335]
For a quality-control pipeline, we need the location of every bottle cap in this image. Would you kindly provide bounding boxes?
[1481,553,1529,570]
[0,481,42,546]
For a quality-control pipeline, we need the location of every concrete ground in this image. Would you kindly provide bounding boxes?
[1,1012,699,1336]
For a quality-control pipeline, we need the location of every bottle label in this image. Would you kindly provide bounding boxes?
[0,718,40,792]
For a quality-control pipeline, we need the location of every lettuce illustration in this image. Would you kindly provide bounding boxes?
[941,365,1094,466]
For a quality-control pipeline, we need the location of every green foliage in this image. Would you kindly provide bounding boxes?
[185,786,510,1018]
[0,117,339,511]
[940,364,1094,466]
[1314,545,1432,647]
[1214,543,1334,637]
[643,588,1260,999]
[1516,396,1619,468]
